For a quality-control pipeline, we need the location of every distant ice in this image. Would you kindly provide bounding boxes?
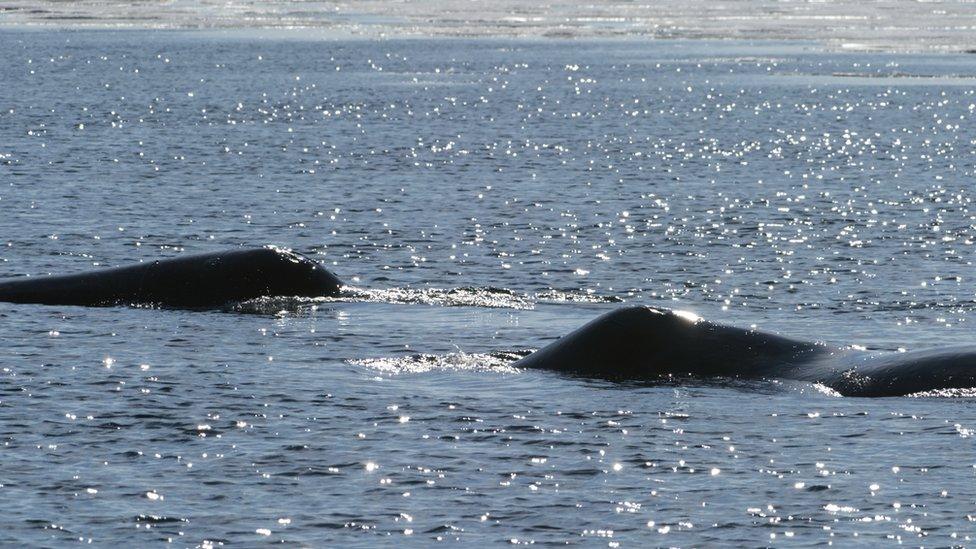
[2,0,976,52]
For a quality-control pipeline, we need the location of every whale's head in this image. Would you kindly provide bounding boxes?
[514,305,819,380]
[150,247,344,306]
[513,306,696,378]
[251,246,343,299]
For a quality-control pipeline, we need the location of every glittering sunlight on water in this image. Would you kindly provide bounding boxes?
[0,30,975,546]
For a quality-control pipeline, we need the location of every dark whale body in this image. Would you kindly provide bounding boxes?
[514,306,976,397]
[0,247,342,308]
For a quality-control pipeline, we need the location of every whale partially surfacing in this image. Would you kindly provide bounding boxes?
[4,253,974,397]
[513,306,976,397]
[0,247,342,308]
[828,346,976,397]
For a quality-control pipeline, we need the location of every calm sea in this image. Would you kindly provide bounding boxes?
[1,29,975,546]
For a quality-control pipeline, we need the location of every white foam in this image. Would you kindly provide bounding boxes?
[348,351,522,375]
[230,285,620,313]
[907,387,976,398]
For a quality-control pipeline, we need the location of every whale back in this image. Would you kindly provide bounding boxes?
[514,306,825,380]
[515,306,976,396]
[0,247,342,307]
[825,346,976,397]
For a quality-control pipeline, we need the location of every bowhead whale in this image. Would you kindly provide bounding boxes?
[513,306,976,397]
[0,247,342,308]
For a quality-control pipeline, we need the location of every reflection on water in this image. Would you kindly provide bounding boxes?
[3,0,976,52]
[1,31,975,545]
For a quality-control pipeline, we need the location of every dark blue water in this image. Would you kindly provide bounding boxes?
[1,29,975,546]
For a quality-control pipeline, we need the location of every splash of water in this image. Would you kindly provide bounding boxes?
[907,387,976,398]
[229,285,621,314]
[348,350,528,375]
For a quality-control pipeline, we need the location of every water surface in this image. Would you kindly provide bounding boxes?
[1,30,975,546]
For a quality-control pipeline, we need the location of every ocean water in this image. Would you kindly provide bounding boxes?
[4,0,976,52]
[1,29,975,546]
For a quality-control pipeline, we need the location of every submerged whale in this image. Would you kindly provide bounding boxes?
[513,306,976,397]
[0,247,342,308]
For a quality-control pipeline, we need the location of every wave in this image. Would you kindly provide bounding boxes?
[229,285,621,314]
[907,387,976,399]
[348,350,529,375]
[349,350,974,399]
